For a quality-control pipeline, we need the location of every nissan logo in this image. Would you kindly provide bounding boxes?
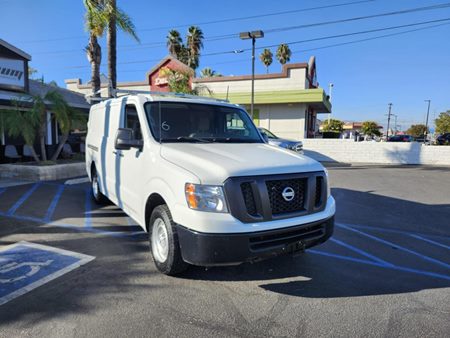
[282,187,295,202]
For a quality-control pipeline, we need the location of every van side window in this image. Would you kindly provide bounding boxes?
[125,104,143,140]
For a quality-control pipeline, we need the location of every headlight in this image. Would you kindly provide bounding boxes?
[185,183,229,213]
[324,169,331,198]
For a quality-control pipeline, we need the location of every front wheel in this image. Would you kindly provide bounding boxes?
[149,205,188,275]
[91,168,108,204]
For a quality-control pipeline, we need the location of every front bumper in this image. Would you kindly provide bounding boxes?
[176,216,334,266]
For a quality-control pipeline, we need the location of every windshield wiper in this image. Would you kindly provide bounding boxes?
[211,138,259,143]
[161,136,212,143]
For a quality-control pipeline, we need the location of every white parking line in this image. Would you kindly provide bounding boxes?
[65,177,90,185]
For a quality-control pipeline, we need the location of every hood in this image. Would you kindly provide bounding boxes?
[161,143,323,184]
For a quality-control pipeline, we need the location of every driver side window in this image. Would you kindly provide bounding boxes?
[124,104,143,140]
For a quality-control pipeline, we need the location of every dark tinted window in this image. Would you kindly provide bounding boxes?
[124,104,142,140]
[144,102,262,143]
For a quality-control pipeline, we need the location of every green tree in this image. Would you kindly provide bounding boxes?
[200,67,221,78]
[406,124,428,137]
[159,68,211,95]
[259,48,273,73]
[322,119,344,133]
[166,26,204,71]
[1,106,40,162]
[5,91,74,162]
[435,111,450,134]
[276,43,291,65]
[361,121,382,137]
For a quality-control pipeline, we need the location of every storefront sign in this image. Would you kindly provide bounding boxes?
[0,57,26,91]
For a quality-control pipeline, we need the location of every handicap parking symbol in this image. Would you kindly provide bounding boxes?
[0,241,95,306]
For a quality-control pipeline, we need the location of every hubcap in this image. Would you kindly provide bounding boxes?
[151,218,169,263]
[92,175,99,198]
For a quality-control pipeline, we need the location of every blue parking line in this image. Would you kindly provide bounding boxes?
[44,185,65,222]
[84,189,92,228]
[410,234,450,250]
[330,238,393,266]
[309,249,450,281]
[337,222,450,241]
[6,183,41,216]
[338,224,450,270]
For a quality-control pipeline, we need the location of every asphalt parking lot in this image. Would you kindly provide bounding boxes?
[0,165,449,337]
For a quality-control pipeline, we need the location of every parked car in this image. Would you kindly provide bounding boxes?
[388,135,414,142]
[436,133,450,145]
[258,127,303,154]
[86,93,335,275]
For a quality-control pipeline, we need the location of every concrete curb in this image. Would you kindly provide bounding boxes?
[0,162,85,181]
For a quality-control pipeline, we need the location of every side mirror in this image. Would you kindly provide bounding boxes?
[115,128,143,151]
[262,133,269,143]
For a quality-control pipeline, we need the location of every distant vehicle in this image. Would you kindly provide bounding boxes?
[388,135,414,142]
[436,133,450,145]
[258,127,303,153]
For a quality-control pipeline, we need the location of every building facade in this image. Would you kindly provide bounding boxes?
[66,56,331,140]
[0,39,90,163]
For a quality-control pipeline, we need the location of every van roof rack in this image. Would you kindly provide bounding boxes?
[84,88,229,104]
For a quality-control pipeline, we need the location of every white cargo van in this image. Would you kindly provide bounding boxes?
[85,91,335,275]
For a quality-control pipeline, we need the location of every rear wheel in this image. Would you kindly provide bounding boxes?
[91,168,108,204]
[149,205,188,275]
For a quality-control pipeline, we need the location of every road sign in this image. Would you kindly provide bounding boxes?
[0,241,95,306]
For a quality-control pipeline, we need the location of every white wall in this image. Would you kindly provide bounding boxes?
[301,139,450,165]
[257,103,307,140]
[193,68,307,94]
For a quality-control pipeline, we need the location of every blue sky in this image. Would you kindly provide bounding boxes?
[1,0,449,130]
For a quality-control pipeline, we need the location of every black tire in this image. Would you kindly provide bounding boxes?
[91,167,108,204]
[149,205,188,275]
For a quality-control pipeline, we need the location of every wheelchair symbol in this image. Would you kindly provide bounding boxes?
[0,260,53,284]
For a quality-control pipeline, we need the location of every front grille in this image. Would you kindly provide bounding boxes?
[266,178,306,215]
[249,222,325,251]
[241,182,258,216]
[315,176,323,207]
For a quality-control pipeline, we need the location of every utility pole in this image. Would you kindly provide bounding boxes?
[424,99,431,143]
[386,103,393,139]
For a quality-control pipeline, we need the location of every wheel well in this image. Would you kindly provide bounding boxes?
[145,193,166,231]
[90,162,96,179]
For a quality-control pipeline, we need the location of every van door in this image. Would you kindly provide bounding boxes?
[115,101,145,219]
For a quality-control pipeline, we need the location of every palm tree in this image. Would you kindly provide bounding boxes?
[276,43,292,65]
[186,26,204,70]
[167,30,183,57]
[200,67,221,78]
[100,0,140,97]
[84,0,106,97]
[259,48,273,73]
[50,107,86,161]
[2,106,40,162]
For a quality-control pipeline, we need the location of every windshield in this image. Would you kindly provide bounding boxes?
[259,128,278,139]
[145,102,263,143]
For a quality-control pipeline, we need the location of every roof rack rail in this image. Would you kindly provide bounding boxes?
[84,88,229,104]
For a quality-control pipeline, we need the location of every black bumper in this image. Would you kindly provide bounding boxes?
[176,216,334,266]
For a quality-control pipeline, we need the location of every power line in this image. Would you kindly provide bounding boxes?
[33,1,450,56]
[17,0,376,44]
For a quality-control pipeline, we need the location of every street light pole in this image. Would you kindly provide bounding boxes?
[328,83,333,124]
[424,99,431,143]
[386,103,393,139]
[239,30,264,118]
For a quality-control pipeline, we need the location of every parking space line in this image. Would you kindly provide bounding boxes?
[44,185,65,222]
[84,189,92,228]
[6,183,41,216]
[409,234,450,250]
[330,238,393,266]
[338,224,450,270]
[309,249,450,281]
[337,222,449,241]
